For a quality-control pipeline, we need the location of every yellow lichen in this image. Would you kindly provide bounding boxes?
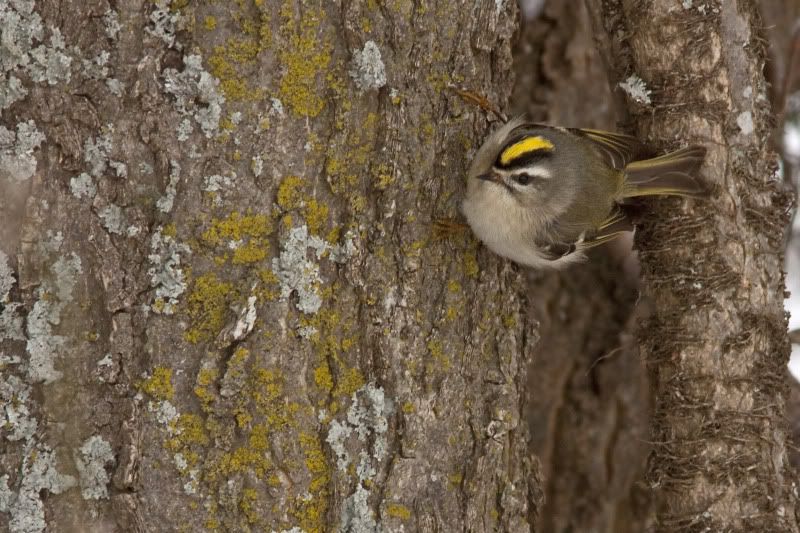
[276,176,330,235]
[334,367,364,397]
[206,8,271,102]
[194,367,219,411]
[276,176,305,210]
[200,211,272,266]
[162,223,177,238]
[445,306,458,321]
[290,432,330,533]
[256,269,280,300]
[232,241,268,264]
[166,413,209,453]
[204,15,217,30]
[427,339,451,370]
[305,199,329,235]
[239,488,259,525]
[202,211,272,245]
[184,272,236,344]
[386,503,411,520]
[278,3,332,117]
[464,248,479,278]
[314,360,334,394]
[138,366,175,401]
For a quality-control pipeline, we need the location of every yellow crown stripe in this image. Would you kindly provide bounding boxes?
[499,136,554,166]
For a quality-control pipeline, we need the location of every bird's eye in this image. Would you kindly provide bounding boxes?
[514,173,533,185]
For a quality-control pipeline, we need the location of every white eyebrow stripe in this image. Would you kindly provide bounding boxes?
[500,167,553,181]
[530,168,552,180]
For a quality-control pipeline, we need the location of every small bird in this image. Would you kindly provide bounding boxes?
[460,117,707,269]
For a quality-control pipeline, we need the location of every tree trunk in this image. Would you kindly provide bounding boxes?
[584,0,800,530]
[0,1,547,532]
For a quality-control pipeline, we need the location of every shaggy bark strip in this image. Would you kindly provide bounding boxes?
[585,0,799,530]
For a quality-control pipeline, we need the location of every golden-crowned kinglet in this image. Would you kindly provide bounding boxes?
[461,117,706,269]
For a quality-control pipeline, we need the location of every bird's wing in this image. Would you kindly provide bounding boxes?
[569,128,652,170]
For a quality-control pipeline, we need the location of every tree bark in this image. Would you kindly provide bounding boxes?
[0,1,549,532]
[584,0,800,530]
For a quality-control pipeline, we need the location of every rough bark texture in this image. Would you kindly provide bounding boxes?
[0,1,542,531]
[585,0,800,530]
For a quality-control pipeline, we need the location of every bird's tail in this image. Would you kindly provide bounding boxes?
[621,146,707,198]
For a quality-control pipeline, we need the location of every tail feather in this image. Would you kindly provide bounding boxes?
[622,146,707,198]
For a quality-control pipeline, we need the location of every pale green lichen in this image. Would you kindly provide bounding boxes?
[271,225,355,314]
[349,40,386,91]
[0,444,76,533]
[163,54,225,138]
[75,435,115,500]
[148,225,191,315]
[98,204,126,235]
[69,173,96,199]
[0,374,37,442]
[146,0,180,48]
[0,249,23,341]
[26,253,82,383]
[103,9,120,39]
[326,383,394,531]
[83,127,112,178]
[0,2,72,112]
[0,120,45,183]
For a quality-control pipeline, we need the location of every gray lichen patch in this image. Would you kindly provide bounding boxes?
[0,248,15,303]
[618,74,652,105]
[26,253,82,383]
[98,204,126,235]
[146,0,181,49]
[27,26,72,86]
[202,173,235,206]
[326,383,394,531]
[0,74,26,110]
[148,226,191,314]
[83,128,113,178]
[103,9,120,40]
[0,374,37,442]
[0,120,45,182]
[272,225,356,314]
[69,173,96,199]
[75,435,115,500]
[349,40,387,91]
[163,54,225,138]
[737,111,754,135]
[0,2,71,101]
[0,445,77,533]
[81,50,110,80]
